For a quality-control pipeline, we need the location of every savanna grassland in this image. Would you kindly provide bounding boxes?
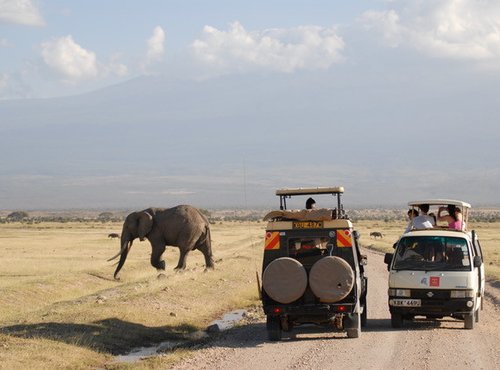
[0,219,498,369]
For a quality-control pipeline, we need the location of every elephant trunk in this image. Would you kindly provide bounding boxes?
[113,238,133,280]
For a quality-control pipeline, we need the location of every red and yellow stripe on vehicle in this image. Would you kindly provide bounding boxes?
[264,231,280,250]
[337,229,353,248]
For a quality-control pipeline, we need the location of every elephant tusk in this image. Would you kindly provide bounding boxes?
[107,241,129,262]
[107,251,122,262]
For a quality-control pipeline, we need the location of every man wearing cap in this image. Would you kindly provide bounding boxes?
[405,204,435,232]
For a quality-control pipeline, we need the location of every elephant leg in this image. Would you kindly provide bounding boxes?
[175,248,190,270]
[151,245,166,272]
[197,242,214,269]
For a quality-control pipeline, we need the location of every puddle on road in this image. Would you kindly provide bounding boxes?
[115,309,247,363]
[115,341,180,363]
[207,309,246,331]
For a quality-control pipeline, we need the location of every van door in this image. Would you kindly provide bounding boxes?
[471,231,485,308]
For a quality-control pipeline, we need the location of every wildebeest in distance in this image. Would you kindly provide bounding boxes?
[370,231,384,239]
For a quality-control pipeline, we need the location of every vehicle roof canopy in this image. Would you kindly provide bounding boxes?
[408,199,471,209]
[276,187,344,196]
[274,186,346,216]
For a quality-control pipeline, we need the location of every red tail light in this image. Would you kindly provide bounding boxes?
[337,305,346,312]
[273,307,282,314]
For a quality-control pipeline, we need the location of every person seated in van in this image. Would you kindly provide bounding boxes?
[401,242,425,261]
[404,204,435,232]
[438,205,463,230]
[425,239,445,262]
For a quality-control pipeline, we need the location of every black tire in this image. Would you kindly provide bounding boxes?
[266,315,282,341]
[361,302,367,328]
[345,312,361,338]
[391,313,403,328]
[464,313,474,330]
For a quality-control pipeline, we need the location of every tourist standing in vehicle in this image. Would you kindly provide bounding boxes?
[306,197,316,209]
[404,209,418,232]
[405,204,435,232]
[407,209,418,219]
[438,205,463,230]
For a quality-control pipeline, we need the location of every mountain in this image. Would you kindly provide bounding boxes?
[0,72,499,209]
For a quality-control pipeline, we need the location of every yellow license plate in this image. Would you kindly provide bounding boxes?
[293,221,323,229]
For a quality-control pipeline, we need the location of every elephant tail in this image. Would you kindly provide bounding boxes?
[197,224,211,250]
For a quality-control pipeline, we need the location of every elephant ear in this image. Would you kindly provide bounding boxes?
[137,211,153,241]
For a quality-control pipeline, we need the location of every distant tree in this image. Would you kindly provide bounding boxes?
[199,209,211,218]
[97,212,114,221]
[7,211,29,221]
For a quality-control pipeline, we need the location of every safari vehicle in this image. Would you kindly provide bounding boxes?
[260,187,368,340]
[384,199,485,329]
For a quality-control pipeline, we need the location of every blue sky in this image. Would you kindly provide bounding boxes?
[4,0,499,99]
[1,1,500,209]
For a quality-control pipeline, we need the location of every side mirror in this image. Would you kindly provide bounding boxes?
[384,253,393,271]
[392,242,398,249]
[353,230,360,240]
[360,254,368,266]
[473,255,482,268]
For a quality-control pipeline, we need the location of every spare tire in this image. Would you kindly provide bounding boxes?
[263,257,307,304]
[309,256,355,302]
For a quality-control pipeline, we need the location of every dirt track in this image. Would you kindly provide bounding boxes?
[171,248,500,370]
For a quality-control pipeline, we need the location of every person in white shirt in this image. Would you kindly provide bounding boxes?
[405,204,435,232]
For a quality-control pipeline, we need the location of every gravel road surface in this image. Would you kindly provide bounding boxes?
[171,249,500,370]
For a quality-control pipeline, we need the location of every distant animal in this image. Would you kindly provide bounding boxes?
[108,233,120,239]
[370,231,384,239]
[108,205,214,279]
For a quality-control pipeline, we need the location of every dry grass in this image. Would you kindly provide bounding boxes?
[0,219,498,369]
[0,221,265,369]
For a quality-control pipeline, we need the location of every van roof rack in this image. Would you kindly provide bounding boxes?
[275,187,344,211]
[408,199,471,208]
[276,187,344,196]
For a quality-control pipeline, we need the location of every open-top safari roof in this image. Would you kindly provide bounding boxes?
[276,187,344,196]
[408,199,471,209]
[275,186,345,213]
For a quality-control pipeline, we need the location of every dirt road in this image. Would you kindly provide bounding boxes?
[171,248,500,370]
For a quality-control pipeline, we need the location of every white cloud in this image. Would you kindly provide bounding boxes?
[360,10,401,48]
[191,21,345,73]
[0,72,31,98]
[0,0,45,26]
[40,35,128,82]
[106,55,128,77]
[41,36,99,81]
[146,26,165,64]
[360,0,500,61]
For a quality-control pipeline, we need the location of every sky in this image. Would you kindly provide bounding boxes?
[1,0,500,210]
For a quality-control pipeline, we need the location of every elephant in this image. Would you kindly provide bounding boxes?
[108,205,214,279]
